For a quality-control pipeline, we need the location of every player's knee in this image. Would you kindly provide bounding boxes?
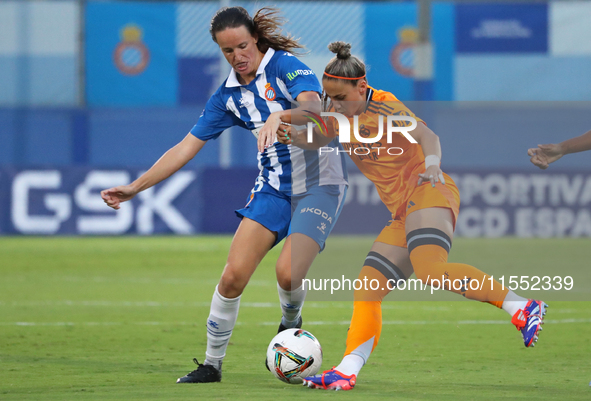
[407,228,451,282]
[409,249,447,282]
[354,252,407,301]
[276,270,293,292]
[219,264,250,297]
[276,257,312,291]
[408,256,428,283]
[363,252,408,282]
[273,256,292,290]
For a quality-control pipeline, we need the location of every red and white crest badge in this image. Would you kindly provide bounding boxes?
[113,24,150,76]
[264,83,276,101]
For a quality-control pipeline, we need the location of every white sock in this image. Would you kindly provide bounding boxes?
[204,285,240,370]
[277,283,306,328]
[501,290,528,317]
[336,354,365,377]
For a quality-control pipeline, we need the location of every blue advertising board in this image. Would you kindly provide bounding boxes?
[86,1,177,106]
[178,57,220,105]
[0,167,203,235]
[456,3,548,53]
[2,167,591,238]
[364,2,417,101]
[450,170,591,238]
[335,170,591,238]
[364,2,456,101]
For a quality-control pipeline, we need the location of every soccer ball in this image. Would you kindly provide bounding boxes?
[266,328,323,384]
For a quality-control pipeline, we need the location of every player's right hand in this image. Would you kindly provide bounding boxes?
[417,165,445,187]
[101,185,137,210]
[528,143,564,170]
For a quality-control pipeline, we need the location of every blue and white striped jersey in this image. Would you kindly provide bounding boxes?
[190,48,348,195]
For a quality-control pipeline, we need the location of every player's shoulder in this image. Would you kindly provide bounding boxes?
[369,87,400,102]
[206,80,244,114]
[207,82,232,106]
[271,49,312,72]
[366,86,418,119]
[273,49,298,62]
[268,49,292,68]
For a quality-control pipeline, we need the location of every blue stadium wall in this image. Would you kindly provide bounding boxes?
[2,1,591,236]
[3,1,591,108]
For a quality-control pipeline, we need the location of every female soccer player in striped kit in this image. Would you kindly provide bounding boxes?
[281,41,547,391]
[101,8,348,383]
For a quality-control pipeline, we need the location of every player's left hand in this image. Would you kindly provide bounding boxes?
[276,124,292,145]
[257,113,282,153]
[418,165,446,187]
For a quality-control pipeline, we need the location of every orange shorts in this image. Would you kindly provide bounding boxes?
[375,173,460,248]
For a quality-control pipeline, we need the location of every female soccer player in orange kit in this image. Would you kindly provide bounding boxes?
[281,41,548,391]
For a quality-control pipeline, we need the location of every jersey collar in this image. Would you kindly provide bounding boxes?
[225,48,276,88]
[364,86,375,112]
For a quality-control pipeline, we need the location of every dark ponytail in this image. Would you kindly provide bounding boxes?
[210,6,305,54]
[324,41,366,85]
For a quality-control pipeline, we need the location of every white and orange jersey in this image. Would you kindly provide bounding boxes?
[326,86,429,216]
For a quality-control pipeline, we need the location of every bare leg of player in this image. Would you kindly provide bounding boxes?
[177,217,277,383]
[274,233,320,330]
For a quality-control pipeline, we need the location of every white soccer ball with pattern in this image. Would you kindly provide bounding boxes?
[266,328,323,384]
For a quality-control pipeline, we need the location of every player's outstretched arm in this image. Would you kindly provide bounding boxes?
[101,133,206,210]
[257,91,327,152]
[528,129,591,169]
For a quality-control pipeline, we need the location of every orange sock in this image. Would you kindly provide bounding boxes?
[409,244,508,308]
[344,265,392,359]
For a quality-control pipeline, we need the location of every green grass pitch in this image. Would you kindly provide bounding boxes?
[1,236,590,400]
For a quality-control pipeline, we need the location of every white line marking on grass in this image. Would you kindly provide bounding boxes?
[53,276,275,286]
[0,301,453,310]
[0,301,585,315]
[2,318,590,327]
[0,300,352,308]
[0,301,276,308]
